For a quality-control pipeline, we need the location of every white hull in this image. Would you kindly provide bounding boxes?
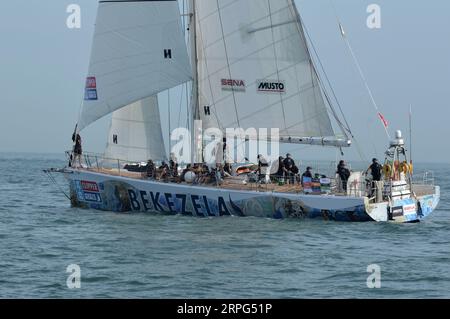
[63,169,440,223]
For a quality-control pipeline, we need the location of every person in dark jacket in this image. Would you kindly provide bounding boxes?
[368,158,382,181]
[367,158,382,196]
[71,133,82,168]
[146,160,156,179]
[275,156,285,179]
[336,160,351,192]
[283,153,296,184]
[158,161,170,181]
[301,166,313,186]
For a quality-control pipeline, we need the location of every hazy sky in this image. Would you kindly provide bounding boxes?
[0,0,449,163]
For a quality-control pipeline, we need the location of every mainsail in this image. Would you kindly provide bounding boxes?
[78,0,192,131]
[194,0,350,147]
[103,96,166,163]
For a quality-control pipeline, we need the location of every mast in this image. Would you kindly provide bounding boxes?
[189,0,201,163]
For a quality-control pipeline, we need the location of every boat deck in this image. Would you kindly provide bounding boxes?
[83,167,318,194]
[77,167,436,198]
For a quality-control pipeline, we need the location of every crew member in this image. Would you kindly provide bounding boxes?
[301,166,313,186]
[368,158,382,196]
[283,153,296,184]
[257,154,269,182]
[337,160,351,192]
[368,158,382,182]
[146,160,156,179]
[158,161,170,181]
[169,153,179,178]
[71,133,82,168]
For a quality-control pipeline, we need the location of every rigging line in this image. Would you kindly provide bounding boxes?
[182,0,186,34]
[322,78,367,161]
[292,2,329,139]
[45,171,71,200]
[186,1,194,134]
[182,0,191,134]
[177,84,184,129]
[186,84,190,130]
[299,4,366,162]
[409,104,413,163]
[186,82,190,129]
[291,0,353,145]
[310,61,326,138]
[354,136,369,162]
[195,12,225,133]
[321,80,352,136]
[329,0,390,140]
[215,0,241,129]
[300,19,353,138]
[168,88,171,154]
[215,0,245,160]
[267,0,289,136]
[313,53,367,161]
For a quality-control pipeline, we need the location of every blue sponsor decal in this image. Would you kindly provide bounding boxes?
[83,192,102,203]
[74,181,85,200]
[84,88,98,101]
[393,198,417,221]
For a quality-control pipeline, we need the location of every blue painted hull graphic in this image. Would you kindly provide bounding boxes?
[66,170,439,223]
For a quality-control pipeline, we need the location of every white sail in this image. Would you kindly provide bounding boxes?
[103,96,166,163]
[194,0,348,146]
[78,0,192,131]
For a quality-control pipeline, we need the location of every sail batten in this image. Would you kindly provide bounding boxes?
[78,0,192,131]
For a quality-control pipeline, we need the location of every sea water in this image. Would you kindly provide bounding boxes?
[0,153,449,298]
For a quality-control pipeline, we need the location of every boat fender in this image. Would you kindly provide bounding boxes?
[399,161,409,174]
[184,171,196,184]
[383,164,391,177]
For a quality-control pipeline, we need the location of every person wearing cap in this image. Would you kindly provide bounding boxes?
[367,158,383,197]
[301,166,313,186]
[336,160,351,192]
[283,153,296,184]
[274,156,285,180]
[158,161,170,181]
[146,160,156,179]
[368,158,382,182]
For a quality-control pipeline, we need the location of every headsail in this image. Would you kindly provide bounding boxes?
[78,0,192,131]
[104,96,166,163]
[194,0,350,147]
